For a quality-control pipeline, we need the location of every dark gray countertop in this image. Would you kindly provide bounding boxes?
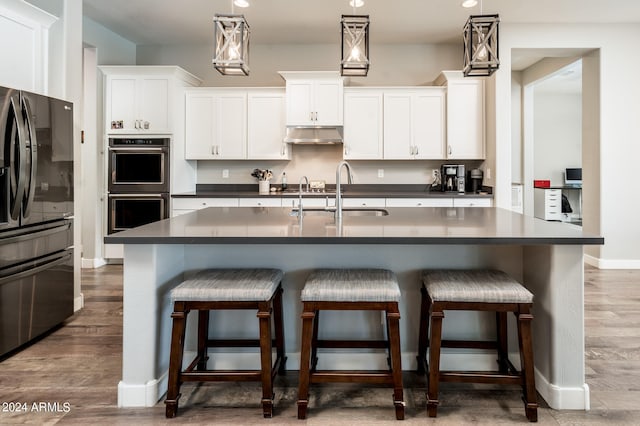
[105,206,604,246]
[172,184,493,199]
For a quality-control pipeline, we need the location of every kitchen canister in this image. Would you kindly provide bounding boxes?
[259,180,270,195]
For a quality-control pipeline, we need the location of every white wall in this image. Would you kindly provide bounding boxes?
[497,23,640,267]
[511,72,523,184]
[197,143,482,187]
[80,17,136,266]
[533,91,582,185]
[137,43,461,87]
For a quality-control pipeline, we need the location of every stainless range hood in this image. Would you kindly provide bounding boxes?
[284,126,343,144]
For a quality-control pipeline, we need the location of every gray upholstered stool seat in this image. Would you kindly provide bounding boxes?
[165,268,286,419]
[418,269,538,422]
[297,268,405,420]
[301,268,400,302]
[171,269,283,302]
[422,269,533,304]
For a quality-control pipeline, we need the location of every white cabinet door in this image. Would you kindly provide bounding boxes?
[238,198,282,207]
[342,198,386,208]
[453,198,492,207]
[383,93,413,159]
[314,80,343,125]
[343,89,383,159]
[106,76,171,133]
[185,92,215,159]
[281,72,343,126]
[445,78,484,159]
[386,198,453,207]
[247,90,289,159]
[185,90,247,160]
[216,93,247,159]
[172,197,239,216]
[139,77,170,131]
[0,2,54,92]
[413,90,445,159]
[286,81,314,125]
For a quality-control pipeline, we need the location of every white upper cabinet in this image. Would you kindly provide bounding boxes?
[279,71,344,126]
[247,89,290,160]
[383,88,445,159]
[185,89,247,160]
[101,66,201,135]
[0,1,55,93]
[343,88,383,159]
[436,71,485,159]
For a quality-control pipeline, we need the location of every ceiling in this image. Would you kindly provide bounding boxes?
[81,0,640,46]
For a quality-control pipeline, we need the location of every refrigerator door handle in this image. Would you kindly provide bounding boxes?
[21,97,38,219]
[0,249,72,285]
[9,96,27,221]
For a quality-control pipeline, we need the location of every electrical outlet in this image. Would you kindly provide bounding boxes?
[432,169,438,179]
[486,168,491,180]
[377,169,384,178]
[222,169,229,178]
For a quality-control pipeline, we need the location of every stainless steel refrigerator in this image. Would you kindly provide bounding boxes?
[0,86,74,358]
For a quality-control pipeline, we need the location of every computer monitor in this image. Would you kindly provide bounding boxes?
[564,168,582,186]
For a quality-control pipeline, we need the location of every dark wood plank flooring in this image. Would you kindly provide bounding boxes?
[0,265,639,424]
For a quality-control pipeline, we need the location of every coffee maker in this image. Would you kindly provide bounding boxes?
[441,164,465,193]
[466,168,484,193]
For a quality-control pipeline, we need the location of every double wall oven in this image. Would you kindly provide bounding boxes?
[107,137,169,234]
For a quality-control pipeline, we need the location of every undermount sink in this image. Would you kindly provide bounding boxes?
[290,208,389,217]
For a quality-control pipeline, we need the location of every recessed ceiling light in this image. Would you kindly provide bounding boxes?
[461,0,478,7]
[350,0,364,7]
[234,0,249,7]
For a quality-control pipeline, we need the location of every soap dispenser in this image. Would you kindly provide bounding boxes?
[281,172,288,190]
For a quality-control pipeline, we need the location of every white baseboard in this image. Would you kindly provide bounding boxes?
[74,294,84,312]
[584,254,640,269]
[535,369,589,410]
[118,371,168,408]
[81,257,107,269]
[117,350,590,409]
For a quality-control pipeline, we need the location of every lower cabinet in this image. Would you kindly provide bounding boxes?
[453,198,492,207]
[534,188,562,221]
[172,195,493,216]
[172,198,239,217]
[343,198,386,208]
[386,198,453,207]
[238,198,282,208]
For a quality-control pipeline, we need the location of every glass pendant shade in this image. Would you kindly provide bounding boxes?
[213,14,250,76]
[463,14,499,77]
[341,15,370,77]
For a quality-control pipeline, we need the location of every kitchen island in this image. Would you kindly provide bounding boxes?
[105,206,603,410]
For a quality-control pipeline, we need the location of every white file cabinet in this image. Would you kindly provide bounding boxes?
[534,188,562,221]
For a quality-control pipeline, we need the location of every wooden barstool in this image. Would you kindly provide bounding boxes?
[164,269,286,418]
[417,269,538,422]
[297,268,405,420]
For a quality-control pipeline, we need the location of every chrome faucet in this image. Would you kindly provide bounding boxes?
[335,161,353,220]
[298,175,309,213]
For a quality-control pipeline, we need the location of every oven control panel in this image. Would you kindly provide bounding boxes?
[109,138,169,147]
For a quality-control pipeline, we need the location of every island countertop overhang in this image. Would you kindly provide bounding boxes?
[104,206,604,246]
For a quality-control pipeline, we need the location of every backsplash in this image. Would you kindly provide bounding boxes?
[196,145,484,186]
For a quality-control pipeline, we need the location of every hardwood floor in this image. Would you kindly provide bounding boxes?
[1,265,639,424]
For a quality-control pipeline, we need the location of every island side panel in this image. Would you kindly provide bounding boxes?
[118,244,185,407]
[183,243,524,372]
[523,244,588,410]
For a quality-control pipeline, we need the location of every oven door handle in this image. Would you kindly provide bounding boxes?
[110,193,166,198]
[108,147,166,152]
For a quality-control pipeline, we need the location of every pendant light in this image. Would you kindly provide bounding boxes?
[341,1,369,76]
[212,1,250,76]
[462,0,499,77]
